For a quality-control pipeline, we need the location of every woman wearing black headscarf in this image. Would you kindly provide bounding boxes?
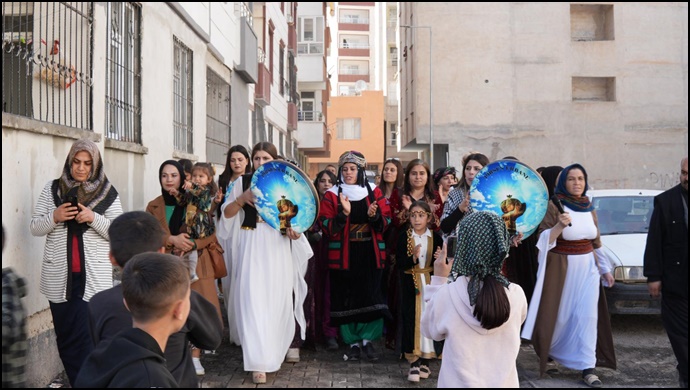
[145,160,223,375]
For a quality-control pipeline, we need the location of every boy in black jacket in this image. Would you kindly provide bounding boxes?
[86,211,222,387]
[76,252,191,387]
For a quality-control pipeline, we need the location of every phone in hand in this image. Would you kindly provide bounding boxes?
[446,235,457,264]
[67,195,79,210]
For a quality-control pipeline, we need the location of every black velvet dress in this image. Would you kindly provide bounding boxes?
[329,198,390,326]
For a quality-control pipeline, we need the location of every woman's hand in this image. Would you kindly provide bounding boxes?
[602,272,615,288]
[238,188,255,207]
[402,194,412,210]
[214,188,223,204]
[54,202,79,223]
[168,188,179,197]
[169,233,194,252]
[459,195,470,213]
[340,193,351,216]
[286,228,301,240]
[433,242,453,277]
[367,202,378,218]
[75,203,95,224]
[510,232,524,247]
[557,212,572,228]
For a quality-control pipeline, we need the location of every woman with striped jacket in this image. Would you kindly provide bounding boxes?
[30,138,122,386]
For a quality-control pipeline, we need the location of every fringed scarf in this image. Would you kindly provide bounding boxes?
[554,163,594,212]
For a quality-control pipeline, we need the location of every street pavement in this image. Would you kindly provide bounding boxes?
[196,314,679,388]
[46,309,678,388]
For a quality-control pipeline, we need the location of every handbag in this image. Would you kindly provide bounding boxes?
[207,241,228,279]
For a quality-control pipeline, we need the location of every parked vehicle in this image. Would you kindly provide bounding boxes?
[589,189,662,315]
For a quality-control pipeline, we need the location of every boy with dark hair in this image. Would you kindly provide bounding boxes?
[76,253,190,387]
[87,211,222,387]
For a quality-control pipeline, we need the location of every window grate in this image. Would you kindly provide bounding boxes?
[173,36,193,153]
[2,2,94,129]
[105,2,141,143]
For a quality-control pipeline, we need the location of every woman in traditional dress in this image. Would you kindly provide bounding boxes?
[318,151,392,361]
[521,163,617,388]
[218,142,312,384]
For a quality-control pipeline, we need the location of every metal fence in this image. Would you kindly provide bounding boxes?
[2,2,94,130]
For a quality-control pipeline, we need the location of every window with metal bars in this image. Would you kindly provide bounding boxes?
[173,36,193,153]
[105,2,141,143]
[2,2,93,129]
[206,69,231,165]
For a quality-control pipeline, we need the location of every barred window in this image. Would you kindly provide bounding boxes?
[2,2,93,129]
[105,2,141,143]
[173,36,193,153]
[206,69,231,165]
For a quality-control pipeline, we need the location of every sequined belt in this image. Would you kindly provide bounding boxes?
[552,238,593,255]
[349,223,372,241]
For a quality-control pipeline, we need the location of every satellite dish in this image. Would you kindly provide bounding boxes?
[354,80,368,94]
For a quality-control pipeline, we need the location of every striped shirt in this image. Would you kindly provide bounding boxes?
[30,181,123,303]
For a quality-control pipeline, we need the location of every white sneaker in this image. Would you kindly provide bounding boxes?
[285,347,300,363]
[190,274,199,283]
[192,357,205,375]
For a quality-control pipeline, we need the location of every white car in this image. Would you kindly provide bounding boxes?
[589,189,662,315]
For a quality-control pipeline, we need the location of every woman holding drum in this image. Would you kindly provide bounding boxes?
[219,142,313,384]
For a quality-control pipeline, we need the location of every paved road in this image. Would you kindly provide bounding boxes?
[45,311,678,388]
[196,314,678,388]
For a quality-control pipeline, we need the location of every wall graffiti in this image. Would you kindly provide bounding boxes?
[649,171,680,190]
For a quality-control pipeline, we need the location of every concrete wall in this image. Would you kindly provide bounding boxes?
[1,2,249,385]
[399,2,688,189]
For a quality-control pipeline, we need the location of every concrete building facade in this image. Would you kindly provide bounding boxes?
[398,2,688,189]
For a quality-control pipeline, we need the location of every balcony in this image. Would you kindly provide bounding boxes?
[338,68,369,83]
[288,102,298,130]
[339,41,369,57]
[298,111,324,122]
[339,2,375,6]
[236,16,258,84]
[296,118,329,156]
[255,63,271,106]
[339,16,369,32]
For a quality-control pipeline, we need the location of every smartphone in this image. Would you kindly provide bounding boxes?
[446,235,457,263]
[66,195,79,209]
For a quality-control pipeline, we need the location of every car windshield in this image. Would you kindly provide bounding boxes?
[593,195,655,235]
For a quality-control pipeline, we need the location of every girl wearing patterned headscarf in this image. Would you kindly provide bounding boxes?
[421,211,527,388]
[521,163,617,388]
[30,138,123,386]
[318,150,392,362]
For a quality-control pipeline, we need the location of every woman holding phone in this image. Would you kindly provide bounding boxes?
[30,139,123,386]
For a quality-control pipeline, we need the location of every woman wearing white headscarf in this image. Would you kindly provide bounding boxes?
[31,139,122,386]
[318,151,392,362]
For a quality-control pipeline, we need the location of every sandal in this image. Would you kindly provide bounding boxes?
[252,371,266,384]
[583,373,602,388]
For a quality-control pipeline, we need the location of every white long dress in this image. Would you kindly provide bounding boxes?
[218,176,313,372]
[522,206,612,370]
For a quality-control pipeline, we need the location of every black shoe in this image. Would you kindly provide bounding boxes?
[363,343,379,362]
[326,337,339,351]
[344,345,361,361]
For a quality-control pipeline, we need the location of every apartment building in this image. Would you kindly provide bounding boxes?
[398,2,688,188]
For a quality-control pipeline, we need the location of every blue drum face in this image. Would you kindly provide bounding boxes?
[251,160,319,234]
[469,160,548,239]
